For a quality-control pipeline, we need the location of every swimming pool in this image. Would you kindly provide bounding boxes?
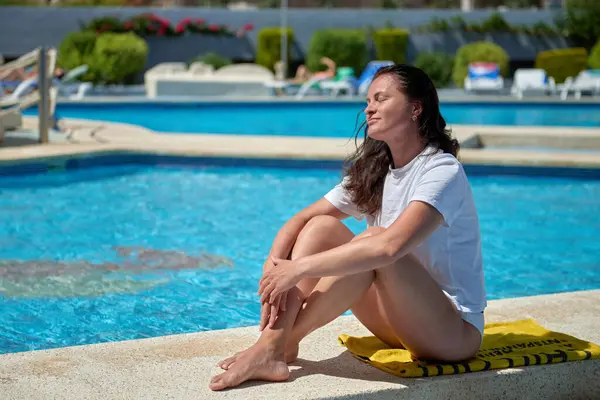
[24,100,600,136]
[1,159,599,354]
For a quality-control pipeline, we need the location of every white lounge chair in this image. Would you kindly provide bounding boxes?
[318,62,394,98]
[145,62,275,97]
[1,47,57,142]
[213,63,274,81]
[0,99,22,141]
[510,68,556,99]
[0,88,45,143]
[559,70,600,100]
[188,62,214,76]
[55,65,93,99]
[464,63,504,94]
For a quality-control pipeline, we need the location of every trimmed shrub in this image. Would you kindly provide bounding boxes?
[452,41,509,88]
[589,40,600,69]
[256,27,294,72]
[371,28,409,64]
[306,29,368,75]
[414,52,454,88]
[57,31,97,81]
[535,47,588,83]
[58,31,147,84]
[91,32,148,84]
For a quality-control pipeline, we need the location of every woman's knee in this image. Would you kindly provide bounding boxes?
[298,215,345,241]
[294,215,352,253]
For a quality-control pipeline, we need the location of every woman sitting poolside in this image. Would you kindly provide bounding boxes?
[209,64,487,391]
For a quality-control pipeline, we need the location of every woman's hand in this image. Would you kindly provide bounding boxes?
[258,256,303,305]
[259,257,289,331]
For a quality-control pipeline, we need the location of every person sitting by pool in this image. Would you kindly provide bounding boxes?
[290,56,337,83]
[209,64,487,391]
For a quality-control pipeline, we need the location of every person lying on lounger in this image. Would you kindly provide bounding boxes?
[209,64,487,391]
[290,56,337,83]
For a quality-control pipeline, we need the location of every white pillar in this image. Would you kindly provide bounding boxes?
[461,0,473,12]
[38,47,49,144]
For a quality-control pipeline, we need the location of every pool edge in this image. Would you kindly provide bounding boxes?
[2,116,599,178]
[1,289,599,399]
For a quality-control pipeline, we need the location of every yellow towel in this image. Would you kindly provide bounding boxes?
[338,319,600,378]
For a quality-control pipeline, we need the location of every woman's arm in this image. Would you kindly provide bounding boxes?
[259,201,444,303]
[265,197,349,268]
[298,201,443,278]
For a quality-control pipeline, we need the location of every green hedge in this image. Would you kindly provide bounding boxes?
[452,41,509,88]
[415,12,560,36]
[371,28,409,64]
[57,31,97,81]
[306,29,368,75]
[589,40,600,69]
[256,27,294,72]
[58,31,148,84]
[535,47,589,83]
[414,52,454,88]
[92,33,148,84]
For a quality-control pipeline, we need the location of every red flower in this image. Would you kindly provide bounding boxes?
[124,22,133,29]
[243,23,254,31]
[181,17,192,24]
[209,24,220,32]
[158,27,166,36]
[196,18,205,24]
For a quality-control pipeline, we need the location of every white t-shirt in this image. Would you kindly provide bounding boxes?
[324,145,487,313]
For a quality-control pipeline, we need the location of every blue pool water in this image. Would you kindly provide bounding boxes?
[24,101,600,136]
[1,164,600,354]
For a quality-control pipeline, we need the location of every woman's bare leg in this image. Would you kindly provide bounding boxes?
[284,228,406,360]
[209,216,354,391]
[210,219,481,391]
[217,216,354,370]
[286,228,482,363]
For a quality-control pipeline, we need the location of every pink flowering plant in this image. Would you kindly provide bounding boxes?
[84,14,254,38]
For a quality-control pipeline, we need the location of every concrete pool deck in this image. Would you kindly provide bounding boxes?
[1,116,600,399]
[1,290,599,399]
[1,116,600,170]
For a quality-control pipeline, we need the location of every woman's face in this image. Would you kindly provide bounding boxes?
[364,74,421,142]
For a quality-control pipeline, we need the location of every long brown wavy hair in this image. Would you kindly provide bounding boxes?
[342,64,460,217]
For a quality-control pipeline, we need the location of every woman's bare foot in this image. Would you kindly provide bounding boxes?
[284,343,299,364]
[216,351,241,370]
[218,342,300,371]
[209,344,289,391]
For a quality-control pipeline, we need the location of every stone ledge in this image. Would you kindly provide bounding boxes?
[2,117,600,171]
[1,290,599,400]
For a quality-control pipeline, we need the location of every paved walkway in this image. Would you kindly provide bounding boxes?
[1,117,599,170]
